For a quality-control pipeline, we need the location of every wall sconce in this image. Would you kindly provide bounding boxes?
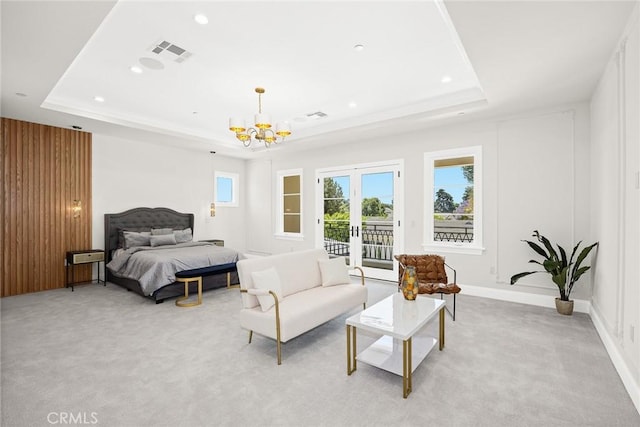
[72,200,82,218]
[210,202,216,217]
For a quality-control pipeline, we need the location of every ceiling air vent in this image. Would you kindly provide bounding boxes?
[150,40,193,63]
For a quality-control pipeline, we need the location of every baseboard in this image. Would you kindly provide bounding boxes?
[461,283,639,415]
[590,306,640,414]
[460,283,591,313]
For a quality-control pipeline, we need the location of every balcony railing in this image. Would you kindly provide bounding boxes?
[434,217,474,242]
[324,219,475,265]
[324,221,394,269]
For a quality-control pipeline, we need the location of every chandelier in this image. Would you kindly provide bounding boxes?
[229,87,292,147]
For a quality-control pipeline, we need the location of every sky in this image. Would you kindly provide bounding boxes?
[329,167,469,206]
[434,166,469,203]
[216,176,233,202]
[331,172,393,204]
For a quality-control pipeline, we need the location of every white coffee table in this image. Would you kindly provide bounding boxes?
[346,293,445,398]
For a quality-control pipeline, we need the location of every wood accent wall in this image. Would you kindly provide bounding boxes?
[1,118,92,297]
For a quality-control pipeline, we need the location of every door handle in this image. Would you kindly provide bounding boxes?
[356,226,359,238]
[350,226,354,237]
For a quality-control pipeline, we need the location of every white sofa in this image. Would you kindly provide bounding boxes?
[237,248,367,364]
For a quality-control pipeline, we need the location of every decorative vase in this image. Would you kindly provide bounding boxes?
[401,266,418,301]
[555,298,574,315]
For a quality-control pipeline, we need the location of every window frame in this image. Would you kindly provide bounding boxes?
[423,146,483,255]
[275,168,304,240]
[214,171,239,207]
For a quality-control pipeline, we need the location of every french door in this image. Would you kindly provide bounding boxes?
[316,161,403,281]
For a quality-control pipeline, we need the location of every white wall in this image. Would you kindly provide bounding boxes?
[244,103,593,303]
[590,3,640,412]
[91,134,247,253]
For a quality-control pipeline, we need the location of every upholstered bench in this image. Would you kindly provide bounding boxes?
[174,262,237,307]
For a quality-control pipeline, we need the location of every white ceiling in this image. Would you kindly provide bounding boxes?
[1,1,637,159]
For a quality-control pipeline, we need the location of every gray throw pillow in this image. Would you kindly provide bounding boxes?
[118,227,151,248]
[150,233,177,247]
[151,227,174,235]
[174,228,193,244]
[123,231,151,249]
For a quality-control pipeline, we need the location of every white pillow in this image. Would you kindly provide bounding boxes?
[318,257,350,287]
[251,267,283,311]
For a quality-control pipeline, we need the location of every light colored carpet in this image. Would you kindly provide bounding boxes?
[1,279,638,427]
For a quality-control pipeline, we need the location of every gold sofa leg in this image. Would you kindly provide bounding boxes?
[272,290,282,365]
[353,266,366,309]
[239,289,282,365]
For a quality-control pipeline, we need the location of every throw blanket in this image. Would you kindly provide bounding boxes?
[107,242,239,295]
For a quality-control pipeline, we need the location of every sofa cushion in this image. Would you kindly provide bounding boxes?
[237,249,328,309]
[318,257,350,287]
[251,267,283,311]
[239,283,367,342]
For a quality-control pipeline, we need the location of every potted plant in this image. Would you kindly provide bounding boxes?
[510,230,598,315]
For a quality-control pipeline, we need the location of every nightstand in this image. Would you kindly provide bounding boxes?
[66,250,105,291]
[200,239,224,247]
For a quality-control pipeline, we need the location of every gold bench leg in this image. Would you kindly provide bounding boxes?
[175,277,203,307]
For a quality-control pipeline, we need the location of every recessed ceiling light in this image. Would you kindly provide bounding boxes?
[441,75,452,83]
[194,13,208,25]
[71,125,83,130]
[353,44,364,51]
[348,102,357,108]
[94,96,105,103]
[15,92,27,97]
[130,65,143,74]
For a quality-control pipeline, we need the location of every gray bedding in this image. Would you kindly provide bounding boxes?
[106,242,239,295]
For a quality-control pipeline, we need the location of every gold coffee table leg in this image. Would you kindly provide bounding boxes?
[347,325,357,375]
[439,307,445,350]
[403,338,412,398]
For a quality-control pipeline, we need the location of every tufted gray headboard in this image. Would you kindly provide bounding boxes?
[104,207,194,263]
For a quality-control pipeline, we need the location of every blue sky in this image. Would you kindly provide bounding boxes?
[330,172,394,204]
[329,168,469,205]
[362,172,393,204]
[434,166,468,202]
[216,176,233,202]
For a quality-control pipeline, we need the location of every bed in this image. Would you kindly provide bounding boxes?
[104,207,239,303]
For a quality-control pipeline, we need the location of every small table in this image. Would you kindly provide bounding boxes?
[346,293,445,398]
[66,250,105,291]
[199,239,224,247]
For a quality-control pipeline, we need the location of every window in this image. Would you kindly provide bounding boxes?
[276,169,303,239]
[424,146,483,254]
[214,171,239,207]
